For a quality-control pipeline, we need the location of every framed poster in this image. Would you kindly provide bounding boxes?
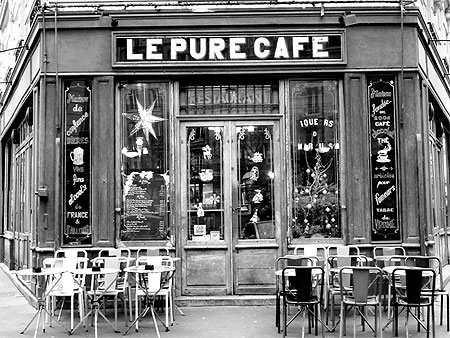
[368,78,400,241]
[63,81,92,245]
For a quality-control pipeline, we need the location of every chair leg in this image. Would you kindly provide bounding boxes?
[339,303,345,338]
[70,295,74,331]
[165,294,169,331]
[114,296,118,332]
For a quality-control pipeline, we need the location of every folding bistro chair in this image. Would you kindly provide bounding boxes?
[338,266,383,338]
[89,256,130,331]
[405,255,449,331]
[275,255,319,333]
[281,265,327,338]
[392,267,436,338]
[326,254,368,329]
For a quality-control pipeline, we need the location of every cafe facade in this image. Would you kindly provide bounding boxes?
[1,0,450,297]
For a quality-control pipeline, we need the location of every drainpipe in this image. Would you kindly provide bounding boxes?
[53,4,61,249]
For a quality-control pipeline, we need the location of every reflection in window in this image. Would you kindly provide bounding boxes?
[290,80,341,239]
[237,125,275,239]
[187,127,224,241]
[119,83,170,241]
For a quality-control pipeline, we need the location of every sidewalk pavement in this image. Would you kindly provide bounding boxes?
[1,262,450,338]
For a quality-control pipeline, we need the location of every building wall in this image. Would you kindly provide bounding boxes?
[1,2,450,273]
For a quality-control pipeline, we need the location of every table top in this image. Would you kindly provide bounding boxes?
[125,265,175,274]
[275,267,322,277]
[14,268,66,276]
[382,265,434,275]
[71,267,120,275]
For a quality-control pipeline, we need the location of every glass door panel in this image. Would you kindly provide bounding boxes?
[236,125,275,240]
[186,126,224,241]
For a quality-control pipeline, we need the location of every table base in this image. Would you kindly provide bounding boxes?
[22,299,70,338]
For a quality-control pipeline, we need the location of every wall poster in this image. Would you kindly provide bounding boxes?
[63,81,92,245]
[368,78,400,241]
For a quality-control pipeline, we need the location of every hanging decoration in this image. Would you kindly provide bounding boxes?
[208,193,221,206]
[199,169,214,182]
[202,145,213,159]
[250,152,263,163]
[293,151,339,238]
[196,203,205,217]
[252,189,263,204]
[250,210,260,224]
[123,99,165,141]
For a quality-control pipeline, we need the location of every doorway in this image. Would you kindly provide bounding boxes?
[179,120,283,295]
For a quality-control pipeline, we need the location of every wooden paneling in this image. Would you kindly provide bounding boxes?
[399,74,422,243]
[92,77,115,246]
[186,250,227,286]
[37,78,56,248]
[236,249,276,286]
[343,74,370,243]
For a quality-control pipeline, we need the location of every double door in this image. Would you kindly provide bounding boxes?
[179,120,283,295]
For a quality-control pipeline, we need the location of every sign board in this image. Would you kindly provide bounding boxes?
[113,32,345,66]
[368,78,400,241]
[63,81,92,245]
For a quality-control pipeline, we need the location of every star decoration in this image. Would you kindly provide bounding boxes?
[123,99,165,141]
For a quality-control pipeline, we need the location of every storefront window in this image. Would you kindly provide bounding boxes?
[119,83,170,241]
[290,80,341,239]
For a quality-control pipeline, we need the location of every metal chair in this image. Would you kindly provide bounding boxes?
[405,256,449,331]
[135,256,174,331]
[44,257,87,331]
[89,256,130,331]
[326,254,369,330]
[373,246,406,268]
[392,267,436,338]
[98,248,134,320]
[275,255,319,333]
[338,266,383,338]
[281,265,327,337]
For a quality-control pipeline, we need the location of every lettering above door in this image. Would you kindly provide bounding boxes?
[114,33,344,66]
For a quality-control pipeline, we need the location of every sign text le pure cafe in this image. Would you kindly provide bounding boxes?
[115,34,343,63]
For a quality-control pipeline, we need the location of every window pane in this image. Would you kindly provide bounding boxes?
[120,83,170,241]
[290,80,341,239]
[237,125,275,239]
[187,127,224,241]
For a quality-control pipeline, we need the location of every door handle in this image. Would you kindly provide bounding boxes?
[232,206,241,213]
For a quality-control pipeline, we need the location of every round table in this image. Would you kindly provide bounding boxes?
[14,268,69,338]
[123,265,175,338]
[69,267,120,338]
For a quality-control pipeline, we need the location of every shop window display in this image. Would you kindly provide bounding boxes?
[290,80,341,238]
[119,83,170,241]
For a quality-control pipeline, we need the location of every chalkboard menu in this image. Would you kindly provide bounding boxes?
[63,81,92,245]
[121,172,168,240]
[368,79,400,241]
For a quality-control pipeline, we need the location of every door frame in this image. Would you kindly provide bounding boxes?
[177,117,284,295]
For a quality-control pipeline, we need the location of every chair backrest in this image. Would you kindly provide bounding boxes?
[136,247,170,257]
[55,248,88,260]
[99,248,132,260]
[276,255,318,271]
[405,255,444,289]
[48,257,80,293]
[373,246,406,258]
[392,267,436,305]
[282,266,325,304]
[339,266,383,303]
[136,256,165,293]
[92,256,127,291]
[327,245,360,257]
[293,245,327,261]
[328,254,367,269]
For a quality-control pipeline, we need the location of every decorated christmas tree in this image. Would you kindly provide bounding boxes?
[293,151,340,238]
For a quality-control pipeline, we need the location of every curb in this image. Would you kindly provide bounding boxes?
[0,263,38,309]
